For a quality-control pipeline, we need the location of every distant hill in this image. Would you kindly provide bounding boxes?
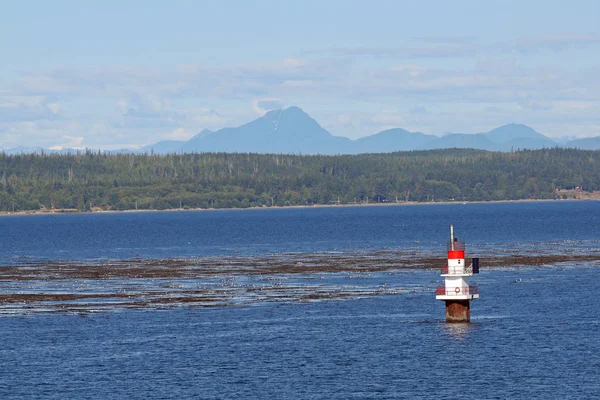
[1,146,48,155]
[139,107,352,155]
[418,124,558,151]
[354,128,436,153]
[140,129,214,154]
[484,123,546,142]
[138,109,561,154]
[421,133,498,151]
[0,146,94,155]
[176,129,214,153]
[3,106,594,155]
[484,124,557,151]
[139,140,186,154]
[564,136,600,150]
[179,107,352,154]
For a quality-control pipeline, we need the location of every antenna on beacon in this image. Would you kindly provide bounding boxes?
[435,224,480,323]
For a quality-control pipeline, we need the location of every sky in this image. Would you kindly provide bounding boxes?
[0,0,599,150]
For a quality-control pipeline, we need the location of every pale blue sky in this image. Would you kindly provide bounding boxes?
[0,0,599,149]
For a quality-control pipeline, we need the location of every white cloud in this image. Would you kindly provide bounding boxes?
[282,58,305,67]
[308,43,480,59]
[309,34,600,60]
[391,64,426,77]
[1,34,600,149]
[252,98,284,115]
[281,79,317,88]
[0,120,71,148]
[496,34,600,54]
[116,98,129,114]
[116,92,169,118]
[46,102,61,114]
[0,95,62,122]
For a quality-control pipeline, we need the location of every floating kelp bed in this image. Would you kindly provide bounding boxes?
[1,249,599,314]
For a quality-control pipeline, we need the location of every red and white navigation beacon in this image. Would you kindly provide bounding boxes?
[435,224,480,323]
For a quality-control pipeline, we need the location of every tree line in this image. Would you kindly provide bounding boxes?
[0,148,597,212]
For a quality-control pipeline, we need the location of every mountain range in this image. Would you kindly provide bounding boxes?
[138,106,600,154]
[4,106,600,155]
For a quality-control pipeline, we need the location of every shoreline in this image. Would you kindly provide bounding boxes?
[0,197,595,217]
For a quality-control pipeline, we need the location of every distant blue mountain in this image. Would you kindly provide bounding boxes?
[176,129,214,153]
[421,133,497,150]
[484,123,546,142]
[419,124,557,151]
[140,129,214,154]
[354,128,436,153]
[484,123,557,151]
[0,146,92,155]
[179,107,352,154]
[1,146,47,155]
[143,111,557,154]
[142,107,438,155]
[564,136,600,150]
[139,140,185,154]
[2,107,589,155]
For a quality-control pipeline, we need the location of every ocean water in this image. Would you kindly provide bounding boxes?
[0,201,599,399]
[1,201,600,263]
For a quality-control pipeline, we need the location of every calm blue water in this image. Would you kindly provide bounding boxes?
[1,201,600,263]
[1,201,599,399]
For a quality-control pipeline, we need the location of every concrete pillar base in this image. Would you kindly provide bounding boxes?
[445,300,470,323]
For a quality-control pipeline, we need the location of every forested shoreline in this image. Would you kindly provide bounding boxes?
[0,148,598,212]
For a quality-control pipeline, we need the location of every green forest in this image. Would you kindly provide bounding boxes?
[0,148,597,212]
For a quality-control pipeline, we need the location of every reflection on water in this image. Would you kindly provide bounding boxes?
[441,321,476,340]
